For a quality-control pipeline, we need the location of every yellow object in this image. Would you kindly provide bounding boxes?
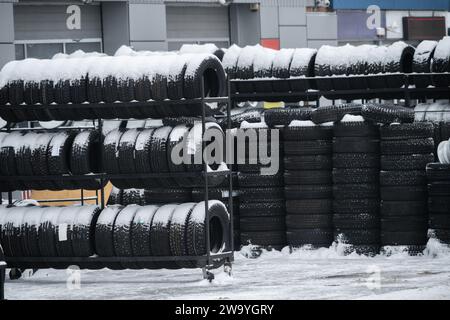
[264,102,284,109]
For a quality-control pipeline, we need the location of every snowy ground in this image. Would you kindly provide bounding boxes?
[4,239,450,300]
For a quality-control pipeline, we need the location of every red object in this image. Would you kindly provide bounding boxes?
[261,38,280,50]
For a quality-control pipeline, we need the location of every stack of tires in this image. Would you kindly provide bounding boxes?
[238,128,286,249]
[426,163,450,244]
[332,118,381,255]
[0,129,103,191]
[380,123,435,254]
[283,123,334,248]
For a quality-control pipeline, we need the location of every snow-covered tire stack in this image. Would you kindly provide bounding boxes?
[0,205,101,269]
[283,123,333,248]
[426,163,450,244]
[432,38,450,88]
[0,130,104,191]
[412,41,438,89]
[0,53,226,121]
[238,128,285,249]
[332,117,381,256]
[380,123,434,254]
[95,201,230,269]
[191,186,240,248]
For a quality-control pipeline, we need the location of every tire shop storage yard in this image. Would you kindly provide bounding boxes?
[1,37,450,299]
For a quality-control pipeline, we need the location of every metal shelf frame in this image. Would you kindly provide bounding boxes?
[229,73,450,107]
[0,78,235,299]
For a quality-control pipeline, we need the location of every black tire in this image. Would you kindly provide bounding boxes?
[428,182,450,197]
[289,48,317,91]
[286,214,332,229]
[55,206,80,259]
[428,196,450,214]
[227,110,262,129]
[113,205,140,269]
[380,138,434,156]
[134,77,159,118]
[333,153,379,169]
[70,130,101,174]
[252,48,276,92]
[239,201,285,217]
[384,42,415,88]
[285,185,332,200]
[283,126,333,141]
[432,38,450,87]
[102,129,125,174]
[412,40,437,88]
[144,188,192,204]
[113,128,141,188]
[21,207,43,259]
[121,188,145,206]
[131,205,160,269]
[264,108,313,128]
[47,131,77,190]
[333,184,379,199]
[284,155,332,170]
[286,229,332,247]
[333,137,379,154]
[234,46,258,93]
[380,170,427,186]
[241,231,286,247]
[16,132,40,178]
[332,168,378,184]
[134,129,155,178]
[333,199,380,215]
[72,206,101,257]
[107,187,122,205]
[240,216,286,232]
[380,122,434,140]
[186,201,231,267]
[239,187,284,202]
[284,170,331,185]
[284,140,332,156]
[286,199,332,215]
[381,200,427,217]
[381,231,427,246]
[361,103,415,124]
[95,205,123,270]
[184,55,226,109]
[334,229,379,245]
[381,216,427,232]
[426,163,450,181]
[167,125,191,187]
[167,203,197,269]
[311,104,362,125]
[380,186,427,201]
[381,154,434,171]
[333,213,380,230]
[238,172,284,187]
[38,207,61,259]
[149,126,175,187]
[272,49,295,92]
[0,132,25,191]
[333,122,379,138]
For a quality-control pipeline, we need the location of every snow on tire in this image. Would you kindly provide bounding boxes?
[95,205,123,270]
[169,203,197,269]
[131,205,160,269]
[113,205,140,269]
[412,40,438,88]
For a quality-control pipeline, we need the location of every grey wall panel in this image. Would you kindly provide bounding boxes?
[131,41,168,51]
[230,3,261,46]
[260,5,278,38]
[166,5,229,41]
[0,44,15,69]
[280,26,307,48]
[306,13,338,40]
[279,6,306,26]
[102,1,130,55]
[0,3,15,43]
[307,39,338,49]
[129,3,166,42]
[14,4,102,40]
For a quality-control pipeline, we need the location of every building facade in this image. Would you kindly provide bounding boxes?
[0,0,449,68]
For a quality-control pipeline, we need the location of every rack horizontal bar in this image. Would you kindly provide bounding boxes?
[5,252,234,264]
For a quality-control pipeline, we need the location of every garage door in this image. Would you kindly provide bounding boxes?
[166,5,230,51]
[14,4,102,59]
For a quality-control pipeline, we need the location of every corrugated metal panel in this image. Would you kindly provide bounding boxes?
[166,5,230,50]
[14,4,102,40]
[333,0,450,11]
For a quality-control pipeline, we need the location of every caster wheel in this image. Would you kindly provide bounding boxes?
[9,268,22,280]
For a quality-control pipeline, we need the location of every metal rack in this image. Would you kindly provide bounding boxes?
[0,80,235,299]
[229,73,450,106]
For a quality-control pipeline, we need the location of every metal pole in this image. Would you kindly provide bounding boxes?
[227,79,234,253]
[8,191,13,206]
[80,189,84,206]
[201,77,211,267]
